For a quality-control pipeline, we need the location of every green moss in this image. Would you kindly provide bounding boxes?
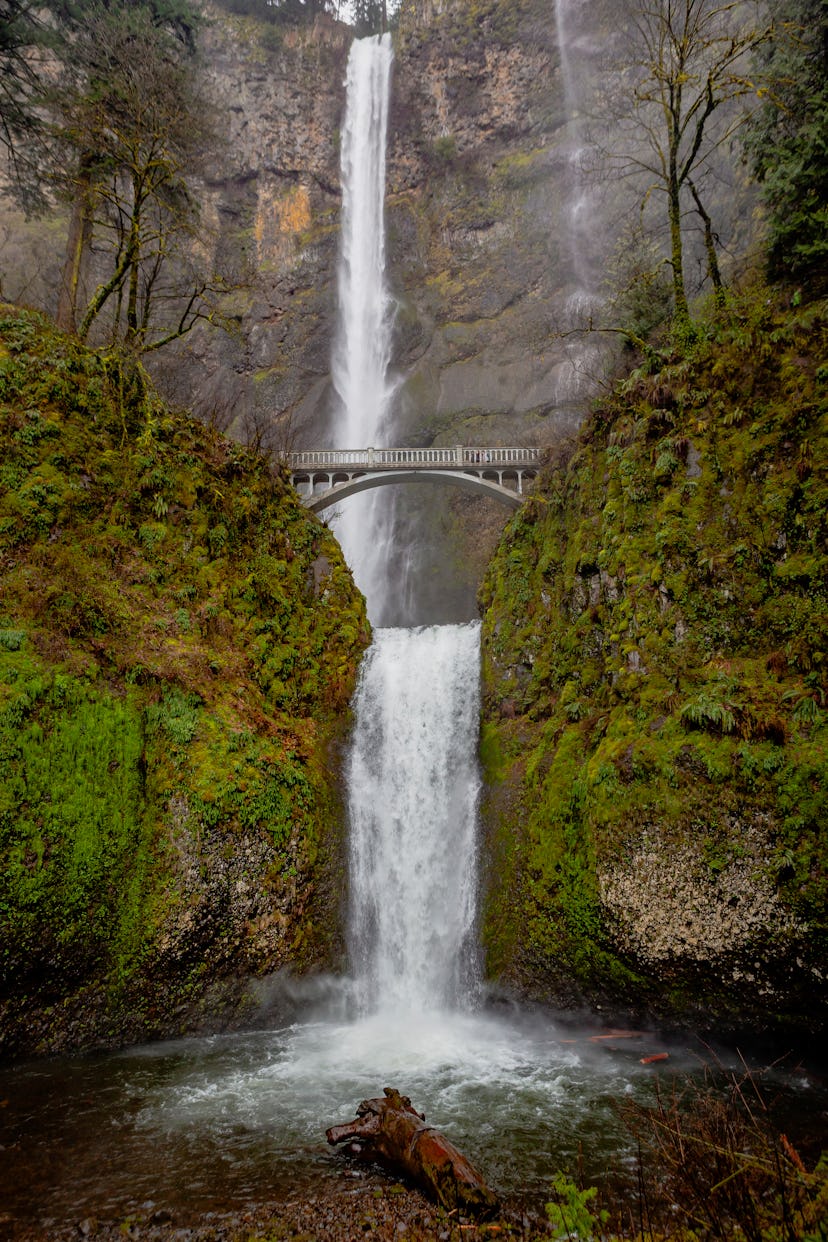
[0,674,149,987]
[479,290,828,1028]
[0,304,369,1056]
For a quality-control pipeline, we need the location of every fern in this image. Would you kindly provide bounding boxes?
[792,695,822,727]
[680,692,737,734]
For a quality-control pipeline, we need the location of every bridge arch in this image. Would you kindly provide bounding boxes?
[294,468,526,513]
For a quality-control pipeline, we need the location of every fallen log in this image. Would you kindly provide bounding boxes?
[326,1087,499,1217]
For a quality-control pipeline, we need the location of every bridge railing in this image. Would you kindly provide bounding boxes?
[460,447,539,465]
[289,446,541,470]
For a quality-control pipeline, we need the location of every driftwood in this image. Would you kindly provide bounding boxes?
[326,1087,499,1217]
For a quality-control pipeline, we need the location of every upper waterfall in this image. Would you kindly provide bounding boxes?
[332,33,394,449]
[330,35,397,616]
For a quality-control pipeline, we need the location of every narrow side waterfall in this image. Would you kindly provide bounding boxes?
[347,624,482,1015]
[552,0,608,410]
[554,0,598,314]
[330,34,396,615]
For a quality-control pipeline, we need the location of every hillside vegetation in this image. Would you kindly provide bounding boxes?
[479,291,827,1034]
[0,306,369,1057]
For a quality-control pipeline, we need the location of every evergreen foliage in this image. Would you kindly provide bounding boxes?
[0,0,56,207]
[745,0,828,294]
[351,0,388,35]
[0,305,369,1055]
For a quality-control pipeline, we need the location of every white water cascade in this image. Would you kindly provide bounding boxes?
[347,623,482,1014]
[330,33,396,617]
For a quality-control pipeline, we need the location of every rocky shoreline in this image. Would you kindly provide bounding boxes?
[4,1179,551,1242]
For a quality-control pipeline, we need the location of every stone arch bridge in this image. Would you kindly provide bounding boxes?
[288,446,540,512]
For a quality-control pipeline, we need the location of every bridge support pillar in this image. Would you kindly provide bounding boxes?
[454,444,463,465]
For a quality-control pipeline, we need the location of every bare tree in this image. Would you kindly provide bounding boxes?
[602,0,773,320]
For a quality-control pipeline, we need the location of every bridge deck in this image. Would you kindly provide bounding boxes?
[289,446,540,471]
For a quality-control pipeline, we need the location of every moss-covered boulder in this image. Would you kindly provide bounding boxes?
[478,293,827,1035]
[0,306,369,1058]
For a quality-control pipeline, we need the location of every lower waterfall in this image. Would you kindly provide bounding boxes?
[347,624,482,1015]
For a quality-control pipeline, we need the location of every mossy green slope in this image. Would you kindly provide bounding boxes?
[479,294,827,1034]
[0,305,369,1058]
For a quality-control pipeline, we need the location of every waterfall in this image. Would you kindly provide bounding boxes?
[331,38,483,1019]
[554,0,598,315]
[330,34,396,617]
[347,624,482,1015]
[552,0,607,412]
[332,34,394,450]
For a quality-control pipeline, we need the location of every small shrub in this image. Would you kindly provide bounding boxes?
[545,1171,608,1240]
[259,23,282,52]
[680,690,737,734]
[792,695,823,727]
[433,134,457,163]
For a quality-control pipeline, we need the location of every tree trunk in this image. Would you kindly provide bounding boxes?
[327,1088,499,1217]
[78,241,133,341]
[689,178,725,307]
[56,153,95,332]
[126,175,143,343]
[668,162,688,322]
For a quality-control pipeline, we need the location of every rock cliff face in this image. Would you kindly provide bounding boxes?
[388,0,588,443]
[155,0,622,620]
[150,9,352,446]
[158,0,605,452]
[477,293,828,1036]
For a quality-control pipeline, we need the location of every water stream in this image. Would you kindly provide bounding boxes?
[554,0,594,308]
